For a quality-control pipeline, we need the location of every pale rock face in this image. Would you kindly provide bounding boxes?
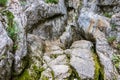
[78,8,111,35]
[8,0,27,75]
[0,0,120,79]
[60,0,81,48]
[25,0,67,40]
[0,15,13,80]
[78,7,119,79]
[65,40,95,79]
[98,0,120,5]
[111,13,120,43]
[97,0,120,13]
[27,34,44,67]
[14,34,45,80]
[40,40,71,80]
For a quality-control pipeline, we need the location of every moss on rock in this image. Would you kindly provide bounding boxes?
[0,0,7,7]
[15,70,33,80]
[68,65,81,80]
[92,49,104,80]
[45,0,59,4]
[1,10,19,53]
[15,64,45,80]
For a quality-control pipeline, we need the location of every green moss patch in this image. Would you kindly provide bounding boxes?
[103,12,112,18]
[111,23,116,30]
[32,65,45,79]
[91,49,104,80]
[107,36,116,44]
[15,70,33,80]
[41,75,49,80]
[68,65,81,80]
[45,0,59,4]
[92,53,104,80]
[1,10,18,53]
[0,0,7,7]
[117,44,120,50]
[112,54,120,68]
[15,65,45,80]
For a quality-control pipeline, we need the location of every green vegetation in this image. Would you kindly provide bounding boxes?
[112,54,120,68]
[91,49,104,80]
[15,70,33,80]
[50,54,58,59]
[20,1,27,6]
[0,0,7,7]
[107,36,116,44]
[111,23,116,30]
[41,75,49,80]
[1,10,18,52]
[0,55,6,60]
[2,10,15,40]
[103,12,112,18]
[32,65,45,79]
[117,44,120,50]
[45,0,59,4]
[69,65,81,80]
[15,64,45,80]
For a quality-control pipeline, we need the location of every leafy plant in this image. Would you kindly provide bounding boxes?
[111,23,116,30]
[0,0,7,7]
[45,0,59,4]
[103,12,112,18]
[20,1,27,6]
[112,54,120,68]
[107,36,116,44]
[2,10,18,53]
[117,44,120,50]
[3,10,18,41]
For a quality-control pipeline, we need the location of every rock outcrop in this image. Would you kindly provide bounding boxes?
[0,14,13,80]
[0,0,120,80]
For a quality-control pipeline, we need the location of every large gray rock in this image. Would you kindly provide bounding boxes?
[97,0,120,13]
[41,55,71,80]
[8,0,27,75]
[14,34,45,80]
[98,0,120,5]
[0,15,13,80]
[65,40,95,79]
[111,13,120,43]
[78,8,119,79]
[26,0,66,26]
[40,40,71,80]
[27,34,44,67]
[0,0,120,80]
[60,25,77,48]
[60,0,81,48]
[25,0,67,40]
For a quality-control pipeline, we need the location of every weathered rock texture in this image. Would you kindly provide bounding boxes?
[0,0,120,80]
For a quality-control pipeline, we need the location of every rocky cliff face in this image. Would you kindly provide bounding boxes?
[0,0,120,80]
